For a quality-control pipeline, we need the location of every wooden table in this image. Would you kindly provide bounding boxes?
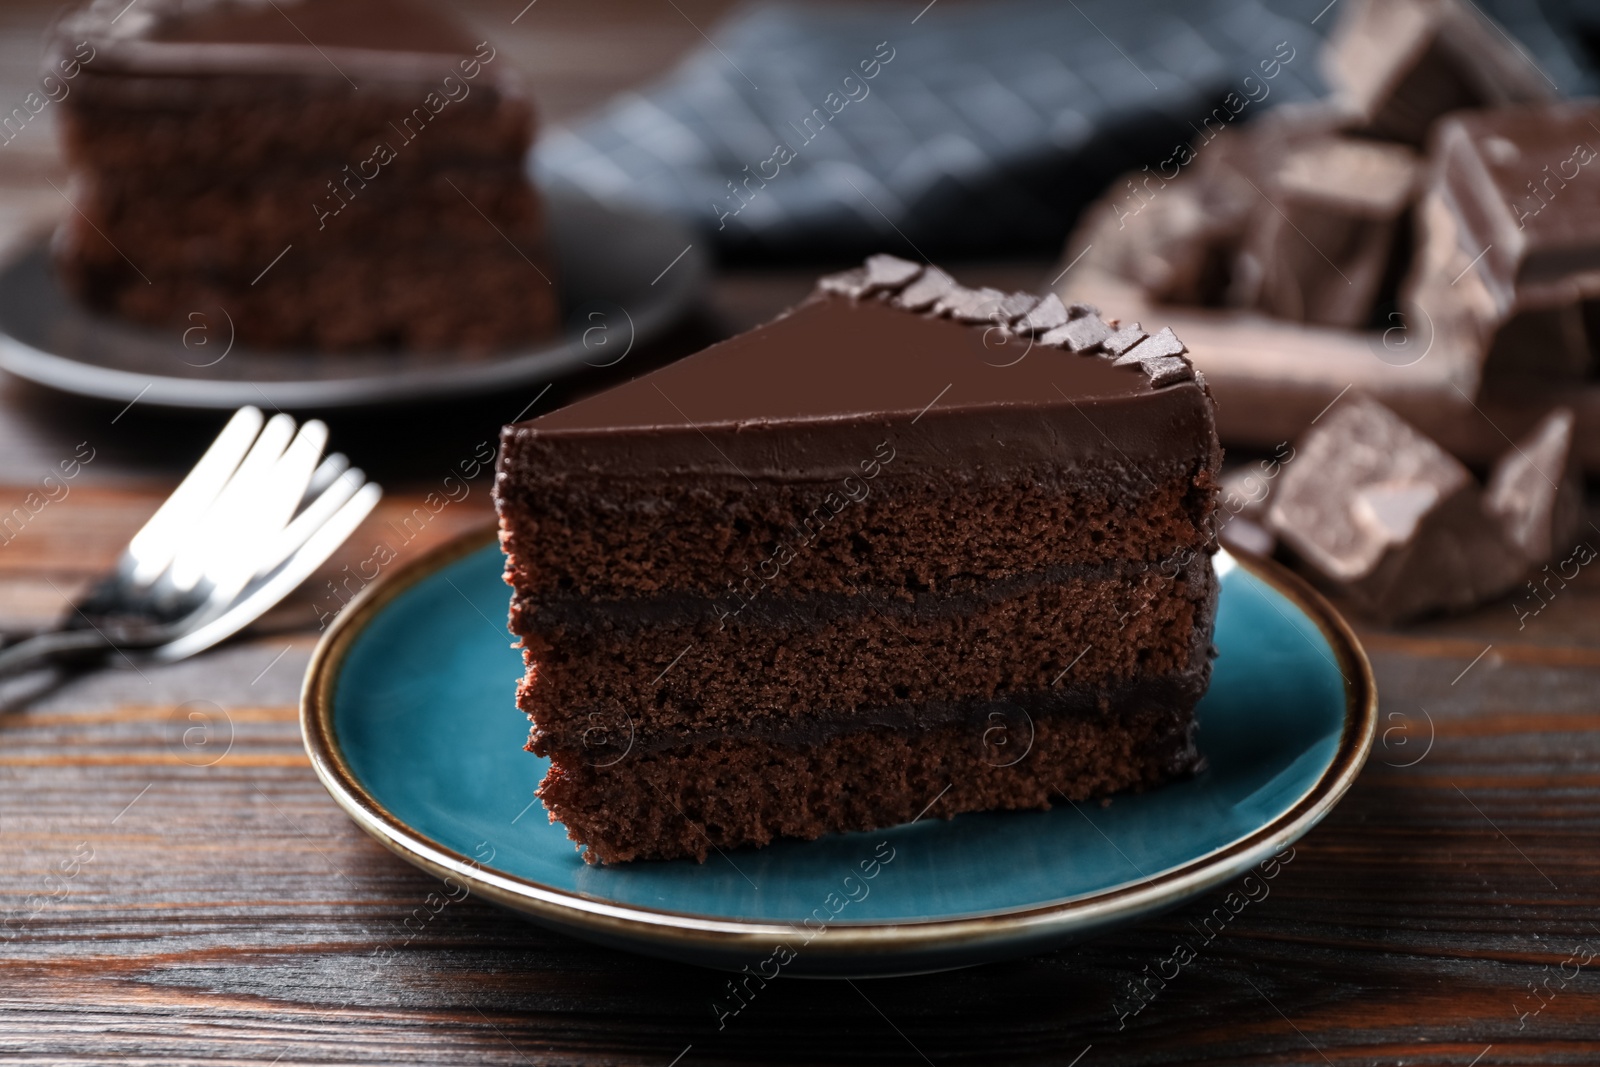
[3,2,1599,1064]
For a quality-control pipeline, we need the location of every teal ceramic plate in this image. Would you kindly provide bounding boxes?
[303,526,1376,977]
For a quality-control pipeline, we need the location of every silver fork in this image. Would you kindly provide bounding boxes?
[0,406,381,676]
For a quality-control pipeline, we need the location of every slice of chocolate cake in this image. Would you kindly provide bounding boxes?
[49,0,558,352]
[495,257,1222,863]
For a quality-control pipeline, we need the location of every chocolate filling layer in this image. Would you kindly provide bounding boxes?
[515,550,1213,636]
[543,657,1212,761]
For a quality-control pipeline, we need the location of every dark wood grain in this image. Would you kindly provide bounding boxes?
[2,1,1600,1064]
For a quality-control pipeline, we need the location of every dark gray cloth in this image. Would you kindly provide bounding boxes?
[533,0,1594,259]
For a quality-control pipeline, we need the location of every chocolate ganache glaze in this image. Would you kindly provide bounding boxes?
[503,256,1217,484]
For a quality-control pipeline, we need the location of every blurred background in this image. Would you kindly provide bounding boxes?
[0,0,1594,624]
[0,2,1595,726]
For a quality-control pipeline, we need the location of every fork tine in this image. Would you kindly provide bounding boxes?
[201,419,329,600]
[150,481,383,663]
[167,412,297,593]
[256,461,364,579]
[300,452,350,509]
[126,406,263,585]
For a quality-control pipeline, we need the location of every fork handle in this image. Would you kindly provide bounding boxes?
[0,629,115,677]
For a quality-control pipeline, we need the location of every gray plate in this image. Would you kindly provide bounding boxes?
[0,188,706,410]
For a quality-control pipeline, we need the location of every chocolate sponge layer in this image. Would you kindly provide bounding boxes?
[497,460,1214,603]
[61,166,544,275]
[540,696,1203,864]
[515,553,1216,751]
[60,72,533,172]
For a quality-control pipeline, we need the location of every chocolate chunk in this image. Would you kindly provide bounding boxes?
[1018,292,1071,334]
[1116,327,1186,363]
[1404,105,1600,383]
[1322,0,1552,145]
[1267,394,1573,621]
[1085,182,1243,306]
[1484,407,1582,563]
[937,286,1011,323]
[1232,136,1419,328]
[1271,395,1469,565]
[998,291,1040,323]
[1133,356,1192,387]
[1036,324,1071,348]
[1066,302,1100,320]
[1063,121,1267,309]
[818,266,871,299]
[960,287,1015,323]
[1437,107,1600,298]
[1100,323,1147,356]
[1046,314,1114,353]
[861,254,922,295]
[893,266,956,311]
[930,285,976,318]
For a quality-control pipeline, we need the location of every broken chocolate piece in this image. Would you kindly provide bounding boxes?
[935,285,1010,323]
[997,290,1040,323]
[1232,136,1419,328]
[818,266,871,298]
[860,253,922,295]
[1100,323,1148,356]
[1484,407,1582,563]
[1065,181,1242,308]
[1322,0,1552,145]
[1267,394,1577,621]
[1136,358,1192,387]
[1405,104,1600,382]
[1113,328,1193,385]
[1019,292,1071,334]
[1062,120,1271,308]
[1268,394,1512,619]
[1044,314,1113,352]
[893,266,956,311]
[1118,326,1186,362]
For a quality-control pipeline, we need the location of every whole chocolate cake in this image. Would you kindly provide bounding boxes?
[48,0,559,352]
[495,256,1222,864]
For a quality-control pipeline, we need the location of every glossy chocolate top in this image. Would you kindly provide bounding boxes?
[506,256,1217,482]
[1433,103,1600,307]
[55,0,491,81]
